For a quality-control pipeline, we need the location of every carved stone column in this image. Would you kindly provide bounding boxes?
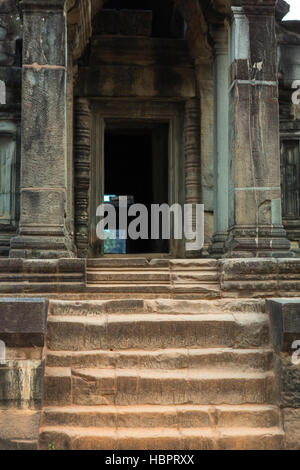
[225,1,290,257]
[74,98,92,258]
[210,25,229,256]
[66,40,74,245]
[10,0,74,258]
[184,98,202,257]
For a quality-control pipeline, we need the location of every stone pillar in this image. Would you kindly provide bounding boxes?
[194,60,214,255]
[74,98,92,258]
[225,1,290,257]
[210,25,229,256]
[184,98,202,257]
[10,0,74,258]
[66,41,74,246]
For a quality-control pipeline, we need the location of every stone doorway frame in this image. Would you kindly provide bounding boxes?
[74,98,186,258]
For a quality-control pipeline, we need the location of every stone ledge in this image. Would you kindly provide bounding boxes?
[0,257,300,297]
[220,258,300,296]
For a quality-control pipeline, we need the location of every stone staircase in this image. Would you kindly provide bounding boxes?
[38,293,285,450]
[86,258,220,299]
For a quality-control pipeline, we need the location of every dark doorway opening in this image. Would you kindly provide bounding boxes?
[104,123,169,254]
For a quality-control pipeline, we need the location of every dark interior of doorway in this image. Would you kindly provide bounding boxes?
[104,123,169,254]
[102,0,184,39]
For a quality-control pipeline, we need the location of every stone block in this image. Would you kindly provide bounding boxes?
[57,259,85,275]
[84,319,107,350]
[233,315,269,348]
[39,428,71,450]
[234,190,282,226]
[181,430,215,450]
[22,9,65,66]
[0,258,23,273]
[0,409,40,441]
[22,68,66,188]
[221,258,278,279]
[43,369,71,406]
[47,319,85,351]
[72,371,115,406]
[117,406,177,429]
[283,408,300,449]
[20,189,65,227]
[215,405,280,428]
[266,299,300,353]
[217,430,283,450]
[78,64,196,99]
[281,355,300,408]
[177,406,210,428]
[42,406,118,428]
[23,260,57,274]
[0,298,48,347]
[277,259,300,275]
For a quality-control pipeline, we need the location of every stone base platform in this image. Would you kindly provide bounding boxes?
[0,257,299,298]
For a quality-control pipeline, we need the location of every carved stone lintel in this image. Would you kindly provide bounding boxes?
[184,98,202,257]
[74,98,92,258]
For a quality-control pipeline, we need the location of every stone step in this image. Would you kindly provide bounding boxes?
[49,298,264,316]
[46,313,269,351]
[85,260,220,297]
[84,286,221,300]
[87,271,171,283]
[87,271,220,283]
[86,284,173,295]
[41,404,281,429]
[87,269,170,283]
[87,258,219,270]
[43,367,275,406]
[0,282,84,295]
[38,425,284,450]
[46,348,274,371]
[87,258,152,268]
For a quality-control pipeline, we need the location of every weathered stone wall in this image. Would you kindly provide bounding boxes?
[221,258,300,297]
[267,299,300,450]
[0,298,48,450]
[77,36,196,99]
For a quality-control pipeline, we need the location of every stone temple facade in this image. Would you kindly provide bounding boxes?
[0,0,300,451]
